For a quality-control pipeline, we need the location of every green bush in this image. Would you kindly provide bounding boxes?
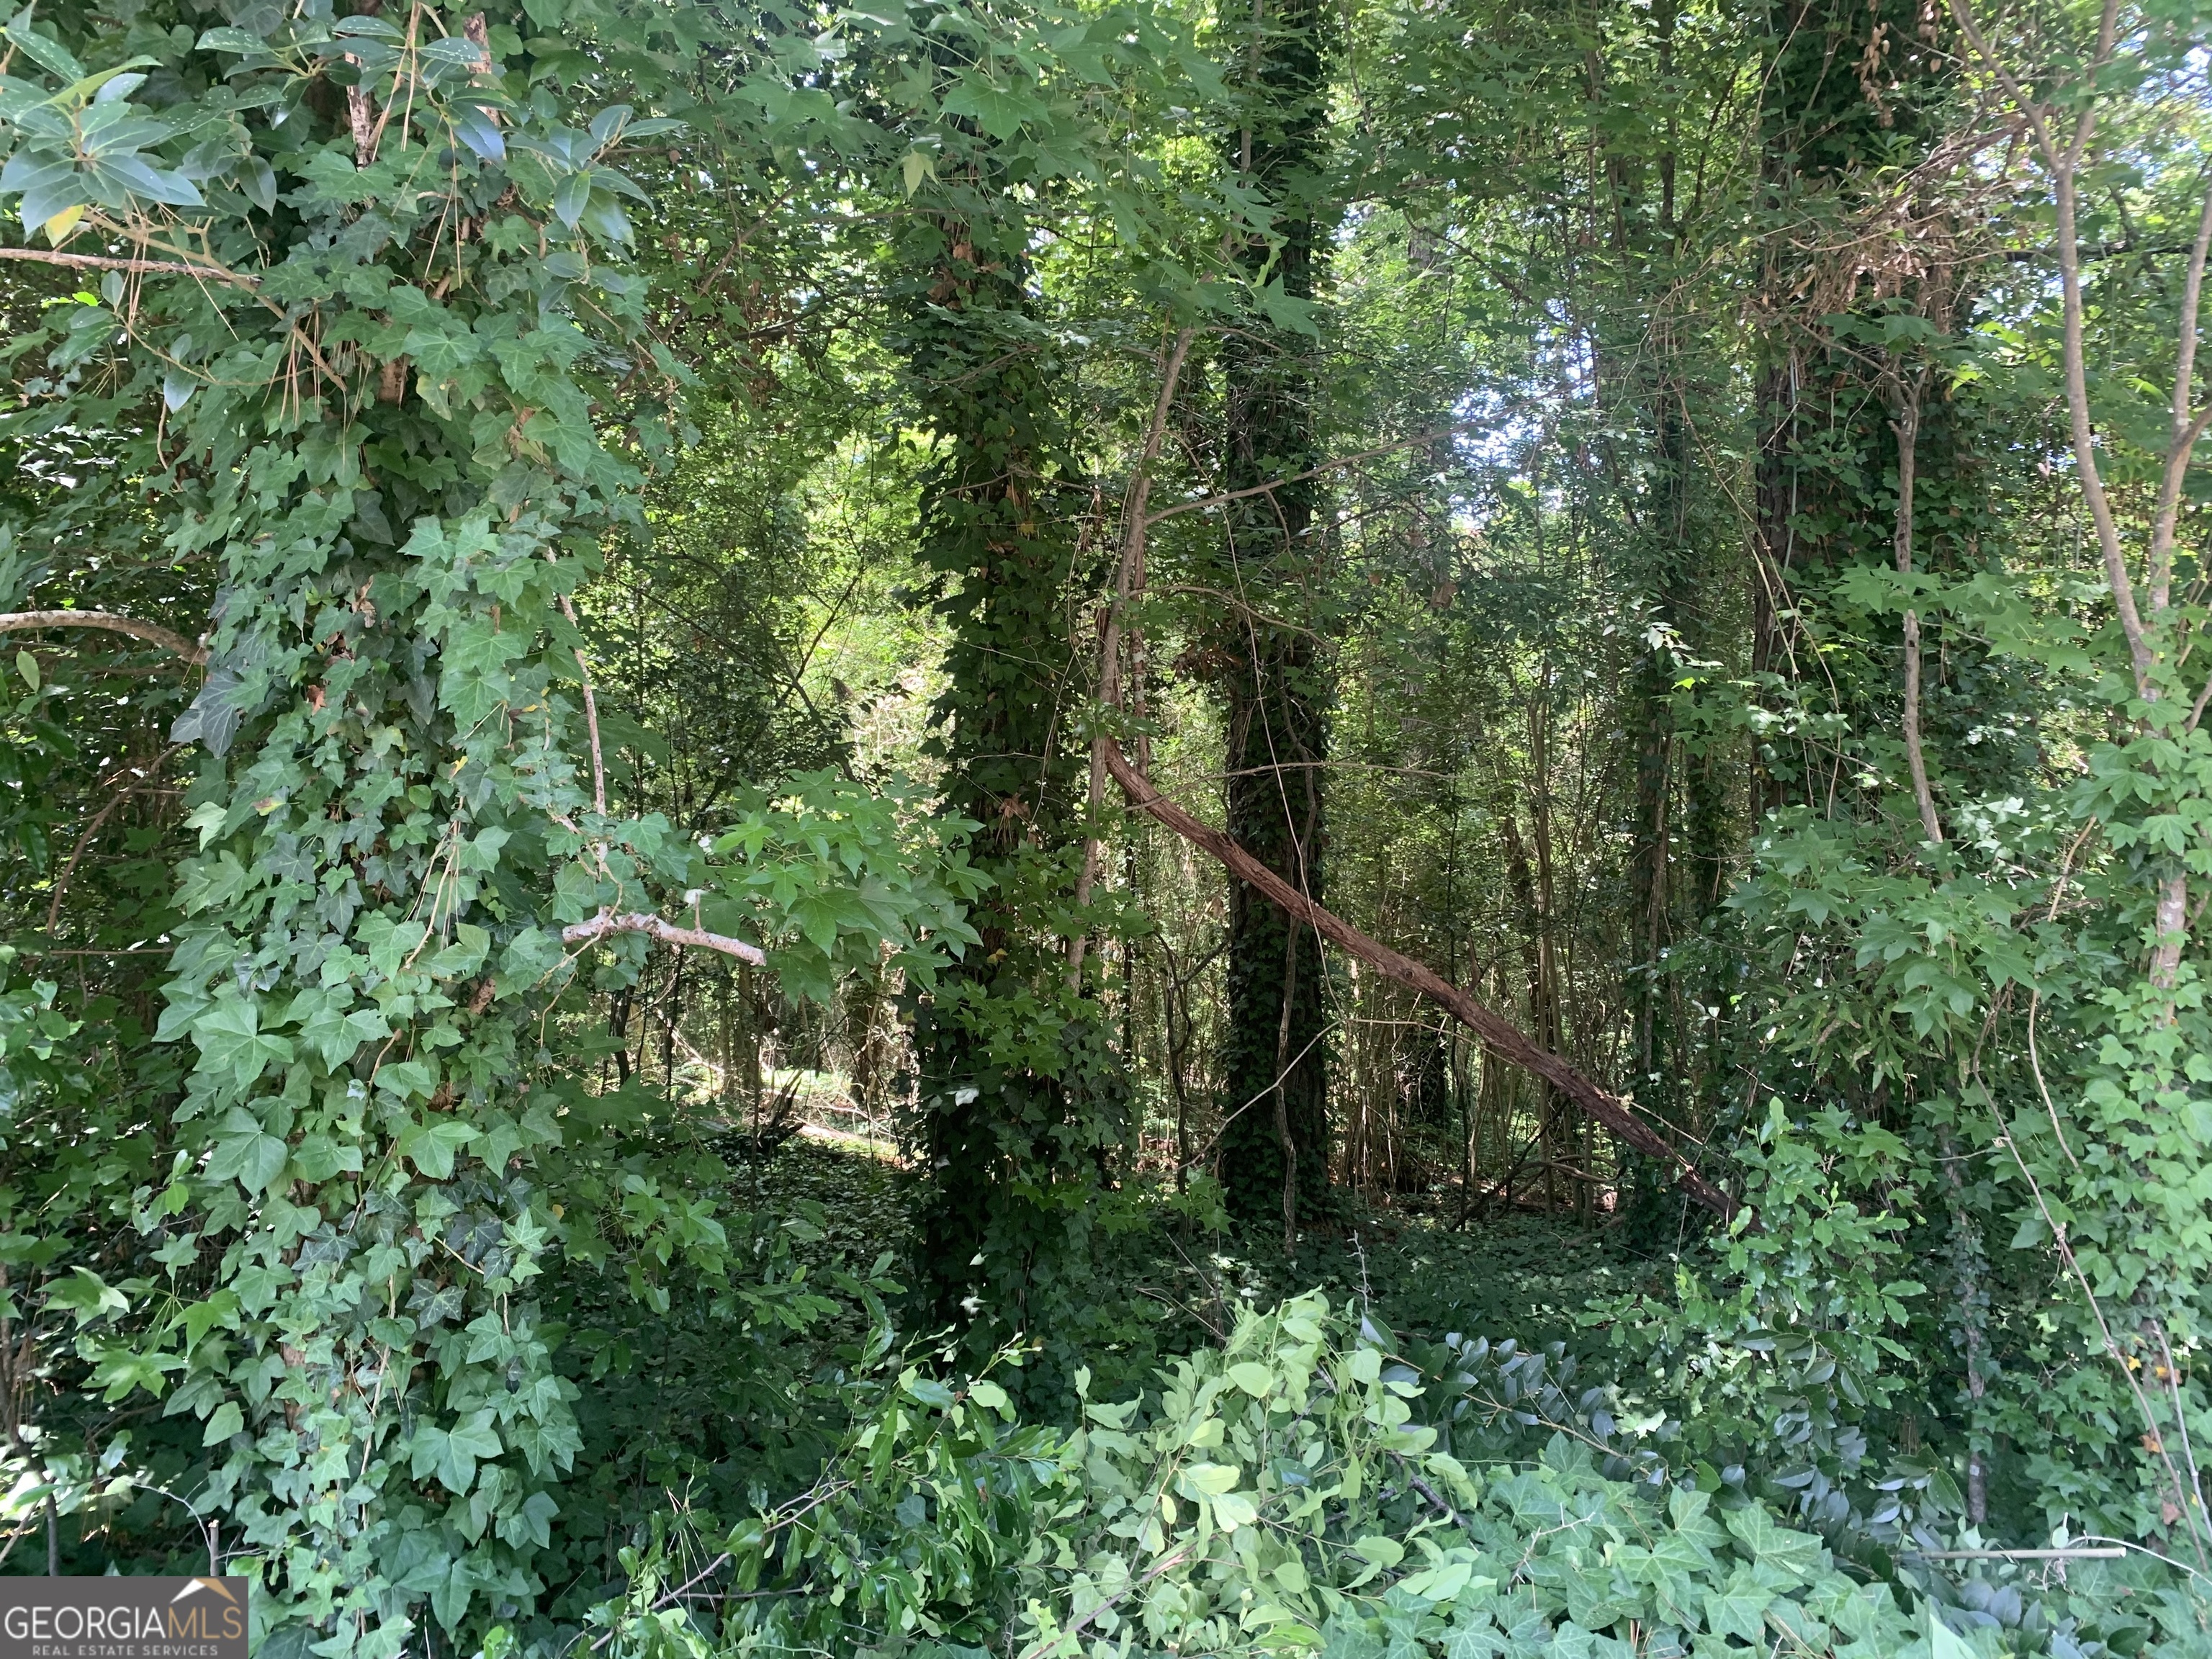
[558,1295,2212,1659]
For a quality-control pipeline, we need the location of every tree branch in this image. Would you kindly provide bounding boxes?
[1142,426,1462,529]
[0,246,261,287]
[1099,739,1737,1219]
[1951,0,2152,696]
[0,611,207,665]
[562,910,765,967]
[2152,177,2212,608]
[1071,325,1195,981]
[1891,374,1943,846]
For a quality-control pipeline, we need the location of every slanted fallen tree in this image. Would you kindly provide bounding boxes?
[1099,737,1737,1220]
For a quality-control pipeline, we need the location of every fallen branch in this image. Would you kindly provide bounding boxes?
[562,909,765,967]
[1100,739,1737,1220]
[0,610,207,665]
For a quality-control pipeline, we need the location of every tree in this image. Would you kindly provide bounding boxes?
[1207,0,1337,1244]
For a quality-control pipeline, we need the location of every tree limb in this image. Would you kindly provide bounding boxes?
[1890,373,1943,846]
[0,611,207,665]
[1099,738,1737,1220]
[562,909,765,966]
[1071,325,1195,981]
[0,246,261,287]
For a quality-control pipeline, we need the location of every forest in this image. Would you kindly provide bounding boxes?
[0,0,2210,1650]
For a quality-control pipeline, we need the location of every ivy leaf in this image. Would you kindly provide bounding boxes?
[498,1489,559,1550]
[361,917,430,979]
[170,665,244,755]
[439,618,528,725]
[425,922,491,979]
[1930,1611,1976,1659]
[297,995,392,1069]
[1702,1568,1773,1642]
[45,1266,127,1324]
[1722,1506,1822,1578]
[179,1287,241,1351]
[192,997,295,1089]
[204,1107,290,1194]
[411,1408,503,1493]
[377,1056,439,1103]
[398,1116,477,1179]
[202,1400,244,1446]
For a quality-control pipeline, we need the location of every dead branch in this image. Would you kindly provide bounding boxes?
[1100,738,1738,1220]
[0,247,261,287]
[0,611,207,665]
[1072,325,1196,981]
[562,909,765,967]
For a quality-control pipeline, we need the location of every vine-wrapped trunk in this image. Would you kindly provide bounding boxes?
[1213,0,1335,1238]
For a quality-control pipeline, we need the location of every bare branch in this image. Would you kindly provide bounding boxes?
[48,745,185,933]
[0,246,261,287]
[2152,177,2212,606]
[1951,0,2152,695]
[562,909,765,966]
[1072,325,1195,981]
[1099,738,1737,1220]
[0,611,207,665]
[1142,424,1462,529]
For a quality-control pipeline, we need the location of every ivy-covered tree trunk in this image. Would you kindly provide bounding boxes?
[1751,0,1971,816]
[1211,0,1335,1241]
[897,204,1122,1372]
[0,4,1001,1640]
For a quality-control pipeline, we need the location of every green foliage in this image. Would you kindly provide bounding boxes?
[584,1292,2211,1659]
[0,0,1007,1640]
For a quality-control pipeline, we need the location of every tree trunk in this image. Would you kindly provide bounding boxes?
[898,182,1122,1359]
[1211,0,1335,1234]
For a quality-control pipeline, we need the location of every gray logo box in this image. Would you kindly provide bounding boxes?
[0,1578,248,1659]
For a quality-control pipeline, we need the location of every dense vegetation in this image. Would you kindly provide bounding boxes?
[1,0,2211,1651]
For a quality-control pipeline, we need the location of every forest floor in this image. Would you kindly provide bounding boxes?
[742,1140,1657,1385]
[531,1133,1664,1606]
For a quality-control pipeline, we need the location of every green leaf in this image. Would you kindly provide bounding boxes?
[14,648,36,691]
[45,1266,127,1323]
[1226,1360,1274,1396]
[1352,1536,1405,1569]
[398,1117,477,1179]
[299,997,391,1069]
[552,171,590,228]
[202,1400,244,1445]
[1722,1506,1822,1577]
[192,996,295,1089]
[204,1108,289,1194]
[412,1408,503,1493]
[942,73,1040,140]
[1702,1578,1772,1644]
[1181,1462,1241,1495]
[1930,1611,1976,1659]
[4,10,86,81]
